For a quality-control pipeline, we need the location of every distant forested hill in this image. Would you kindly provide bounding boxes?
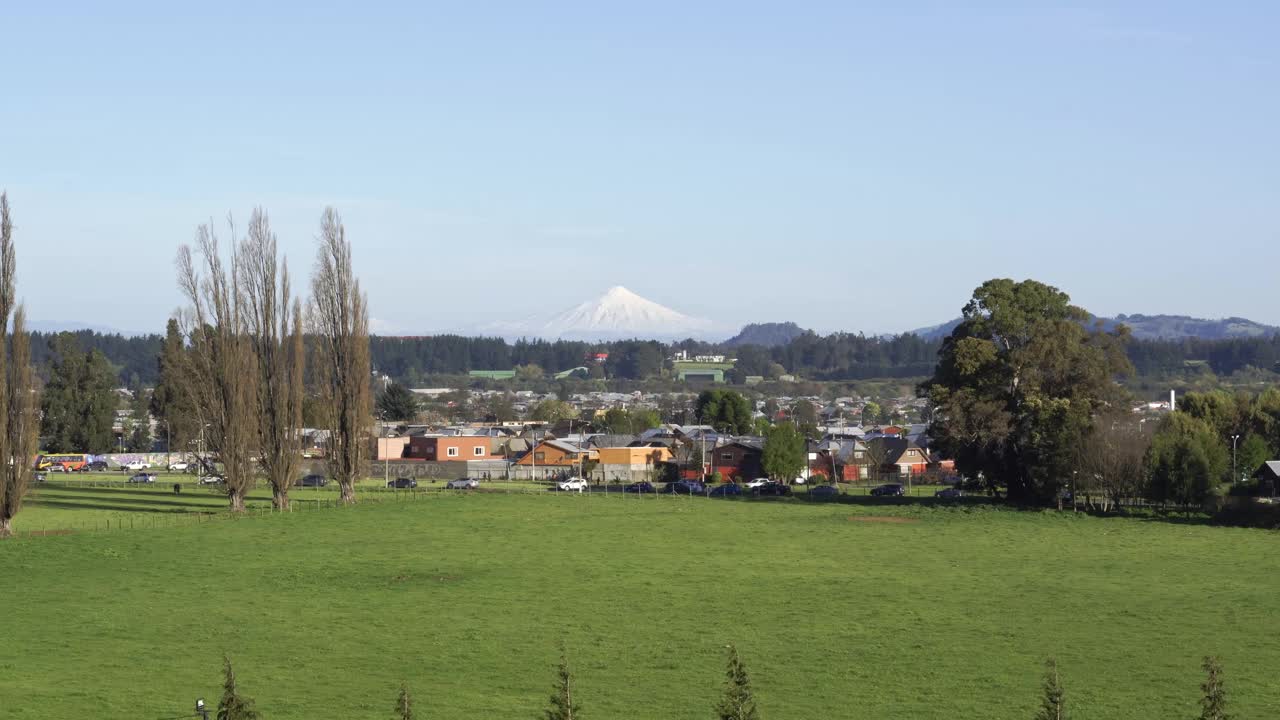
[723,322,806,347]
[911,314,1279,341]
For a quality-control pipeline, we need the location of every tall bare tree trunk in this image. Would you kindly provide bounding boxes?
[240,209,304,511]
[311,208,371,505]
[177,219,259,512]
[0,193,40,538]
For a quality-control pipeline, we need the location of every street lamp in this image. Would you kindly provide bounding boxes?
[1228,430,1239,481]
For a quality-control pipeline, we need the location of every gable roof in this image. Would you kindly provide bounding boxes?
[1254,461,1280,479]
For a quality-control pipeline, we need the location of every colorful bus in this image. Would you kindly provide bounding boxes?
[36,453,88,471]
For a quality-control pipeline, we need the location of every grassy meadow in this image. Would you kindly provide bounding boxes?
[1,492,1277,719]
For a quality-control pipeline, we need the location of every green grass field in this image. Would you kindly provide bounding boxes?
[1,493,1276,719]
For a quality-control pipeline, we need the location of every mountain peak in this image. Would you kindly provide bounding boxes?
[477,286,717,340]
[600,285,640,302]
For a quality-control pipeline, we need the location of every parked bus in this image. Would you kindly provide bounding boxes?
[36,453,88,471]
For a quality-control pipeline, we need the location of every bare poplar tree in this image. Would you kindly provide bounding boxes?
[239,209,304,510]
[310,208,371,505]
[1076,413,1151,512]
[177,219,259,512]
[0,193,39,538]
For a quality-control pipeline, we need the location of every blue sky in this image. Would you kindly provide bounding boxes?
[2,2,1277,336]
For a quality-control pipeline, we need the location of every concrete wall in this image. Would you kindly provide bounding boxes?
[366,459,512,481]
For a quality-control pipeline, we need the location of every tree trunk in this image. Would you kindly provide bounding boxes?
[229,490,247,513]
[339,480,356,505]
[272,486,290,511]
[0,516,13,538]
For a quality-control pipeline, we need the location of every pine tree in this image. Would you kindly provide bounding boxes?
[395,682,414,720]
[125,387,153,452]
[544,647,580,720]
[217,656,261,720]
[715,645,760,720]
[1034,658,1066,720]
[1200,656,1229,720]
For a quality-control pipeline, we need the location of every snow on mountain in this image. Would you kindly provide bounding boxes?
[478,286,717,340]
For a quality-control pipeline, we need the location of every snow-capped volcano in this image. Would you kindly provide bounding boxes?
[480,286,717,340]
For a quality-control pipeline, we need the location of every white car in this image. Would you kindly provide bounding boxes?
[198,475,225,485]
[168,462,190,472]
[745,478,774,489]
[557,478,589,492]
[122,461,151,472]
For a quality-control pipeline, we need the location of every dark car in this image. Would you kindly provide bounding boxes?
[446,478,479,490]
[662,480,706,495]
[79,460,110,472]
[297,474,328,487]
[870,483,905,497]
[623,481,656,494]
[753,482,791,497]
[810,484,841,498]
[708,483,742,498]
[935,487,963,500]
[387,477,418,489]
[127,473,157,484]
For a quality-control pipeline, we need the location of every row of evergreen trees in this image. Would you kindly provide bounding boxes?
[209,650,1234,719]
[40,326,1280,388]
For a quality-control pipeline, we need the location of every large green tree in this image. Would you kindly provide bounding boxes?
[761,423,806,482]
[150,318,201,453]
[124,387,153,452]
[531,399,579,424]
[695,389,753,435]
[376,383,421,421]
[1144,412,1228,509]
[920,279,1131,503]
[40,333,118,453]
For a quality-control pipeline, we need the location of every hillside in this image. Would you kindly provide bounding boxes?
[723,321,806,347]
[909,314,1280,341]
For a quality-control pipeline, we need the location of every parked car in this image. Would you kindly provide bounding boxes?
[810,484,841,498]
[446,478,479,490]
[870,483,906,497]
[79,460,110,472]
[127,473,157,484]
[935,487,963,500]
[297,474,328,487]
[556,477,589,492]
[708,483,742,498]
[198,475,224,485]
[662,480,706,495]
[47,463,69,473]
[623,481,656,494]
[745,478,774,489]
[752,482,791,497]
[33,472,47,483]
[168,462,191,472]
[387,477,418,489]
[121,461,151,472]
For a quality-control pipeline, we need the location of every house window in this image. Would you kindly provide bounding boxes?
[473,446,485,456]
[446,447,459,458]
[721,452,733,461]
[535,452,545,462]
